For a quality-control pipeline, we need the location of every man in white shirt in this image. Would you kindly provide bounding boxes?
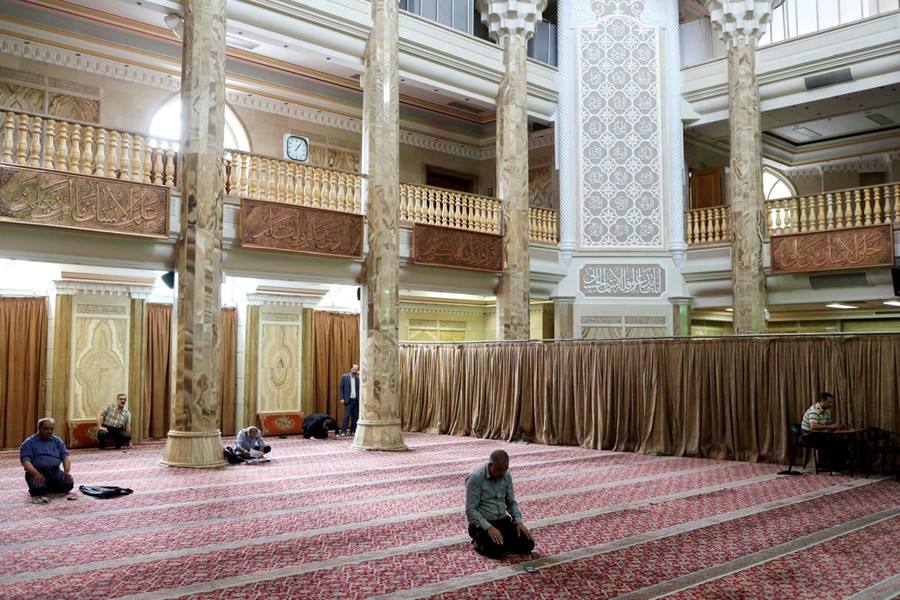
[339,364,360,437]
[801,392,849,470]
[234,426,270,459]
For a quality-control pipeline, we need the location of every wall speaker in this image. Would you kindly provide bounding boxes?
[161,271,175,289]
[892,267,900,297]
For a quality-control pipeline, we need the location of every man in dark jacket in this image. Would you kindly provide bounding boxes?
[303,413,339,439]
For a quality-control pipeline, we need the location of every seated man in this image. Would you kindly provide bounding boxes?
[235,426,271,459]
[302,413,339,439]
[20,418,75,496]
[801,391,849,470]
[96,392,132,450]
[465,449,534,559]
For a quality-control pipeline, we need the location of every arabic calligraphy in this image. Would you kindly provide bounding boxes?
[241,199,363,258]
[413,224,502,272]
[0,165,169,237]
[579,265,665,297]
[771,224,893,273]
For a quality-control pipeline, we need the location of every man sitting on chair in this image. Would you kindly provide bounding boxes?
[801,392,848,470]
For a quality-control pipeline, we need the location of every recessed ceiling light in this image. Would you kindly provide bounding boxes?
[325,57,331,60]
[433,88,439,92]
[883,301,900,307]
[792,126,822,138]
[725,308,733,312]
[865,112,894,126]
[826,303,858,309]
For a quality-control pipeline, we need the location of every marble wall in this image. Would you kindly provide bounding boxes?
[257,308,304,413]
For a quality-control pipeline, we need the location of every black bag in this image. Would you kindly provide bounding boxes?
[79,485,133,499]
[223,446,245,464]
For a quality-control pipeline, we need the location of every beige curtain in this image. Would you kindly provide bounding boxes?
[0,297,48,448]
[143,303,172,439]
[242,305,259,428]
[400,335,900,464]
[128,298,146,443]
[313,311,359,419]
[219,307,237,435]
[50,294,72,436]
[301,307,315,416]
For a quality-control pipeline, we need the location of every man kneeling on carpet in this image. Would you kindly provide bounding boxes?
[235,426,271,459]
[302,413,339,439]
[20,418,75,496]
[465,449,534,559]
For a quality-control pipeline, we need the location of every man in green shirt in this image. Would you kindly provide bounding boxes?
[464,449,534,559]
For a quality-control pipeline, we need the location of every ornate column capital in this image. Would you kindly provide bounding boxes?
[475,0,548,41]
[705,0,773,46]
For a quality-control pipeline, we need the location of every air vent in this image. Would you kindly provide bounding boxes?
[865,112,895,126]
[809,272,869,289]
[792,126,821,139]
[804,68,852,90]
[446,101,487,115]
[225,34,261,50]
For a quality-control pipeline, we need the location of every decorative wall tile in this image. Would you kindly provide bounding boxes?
[579,264,665,297]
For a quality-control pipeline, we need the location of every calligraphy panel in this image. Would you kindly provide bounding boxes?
[0,165,169,237]
[413,224,503,272]
[770,224,894,274]
[579,264,665,297]
[240,199,363,258]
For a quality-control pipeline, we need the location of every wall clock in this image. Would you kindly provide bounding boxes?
[283,134,309,163]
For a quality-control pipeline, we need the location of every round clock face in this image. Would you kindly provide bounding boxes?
[286,135,308,162]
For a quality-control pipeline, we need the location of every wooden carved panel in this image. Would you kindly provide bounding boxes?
[240,198,363,258]
[0,165,169,237]
[413,224,503,272]
[771,224,894,274]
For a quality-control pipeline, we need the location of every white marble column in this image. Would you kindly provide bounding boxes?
[477,0,547,341]
[669,296,693,337]
[555,0,576,264]
[552,295,575,339]
[354,0,406,451]
[707,0,772,334]
[665,0,687,266]
[161,0,227,467]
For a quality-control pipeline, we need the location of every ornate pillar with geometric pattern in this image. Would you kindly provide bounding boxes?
[476,0,547,340]
[161,0,228,467]
[353,0,406,451]
[706,0,772,334]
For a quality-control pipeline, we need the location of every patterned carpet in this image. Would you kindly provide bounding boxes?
[1,432,898,599]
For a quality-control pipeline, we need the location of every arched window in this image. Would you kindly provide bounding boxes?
[762,167,795,200]
[148,96,251,151]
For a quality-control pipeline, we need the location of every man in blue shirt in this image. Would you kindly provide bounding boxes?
[20,418,75,496]
[465,449,534,559]
[234,426,271,459]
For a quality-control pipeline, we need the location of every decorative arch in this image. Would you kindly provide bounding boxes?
[148,95,251,151]
[763,167,795,200]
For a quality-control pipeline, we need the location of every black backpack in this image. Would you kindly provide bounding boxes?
[79,485,133,499]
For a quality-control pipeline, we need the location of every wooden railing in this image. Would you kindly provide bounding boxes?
[687,183,900,245]
[399,183,501,234]
[224,151,363,214]
[686,205,731,245]
[0,109,177,186]
[767,184,900,235]
[530,206,558,244]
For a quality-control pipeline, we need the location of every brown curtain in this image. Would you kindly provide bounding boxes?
[219,307,237,435]
[313,311,359,420]
[400,335,900,465]
[0,297,48,448]
[143,303,172,439]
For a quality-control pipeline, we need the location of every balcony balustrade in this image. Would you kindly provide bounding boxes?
[0,109,177,187]
[686,182,900,245]
[399,182,500,234]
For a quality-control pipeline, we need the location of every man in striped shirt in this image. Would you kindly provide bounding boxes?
[97,393,132,450]
[801,392,848,470]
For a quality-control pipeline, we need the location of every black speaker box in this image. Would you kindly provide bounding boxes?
[892,267,900,297]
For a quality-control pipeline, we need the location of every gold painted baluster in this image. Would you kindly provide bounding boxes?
[43,120,57,170]
[852,189,862,227]
[872,186,883,223]
[337,172,347,212]
[152,142,163,185]
[686,212,695,244]
[410,185,421,224]
[711,208,721,241]
[767,201,778,235]
[862,187,872,226]
[894,184,900,226]
[825,193,834,229]
[264,159,274,201]
[56,122,70,172]
[815,194,825,231]
[119,133,131,180]
[28,116,42,168]
[240,154,250,198]
[309,166,320,208]
[107,130,119,178]
[134,136,147,183]
[15,113,29,165]
[223,152,234,195]
[833,191,844,228]
[276,161,285,202]
[94,128,106,177]
[82,126,96,175]
[1,112,14,163]
[164,146,176,187]
[248,155,259,198]
[68,123,82,174]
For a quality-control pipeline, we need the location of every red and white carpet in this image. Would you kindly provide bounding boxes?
[1,433,898,599]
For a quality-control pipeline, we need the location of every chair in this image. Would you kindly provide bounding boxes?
[782,423,827,475]
[864,428,900,480]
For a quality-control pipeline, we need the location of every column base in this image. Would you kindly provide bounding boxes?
[159,429,227,468]
[351,419,407,451]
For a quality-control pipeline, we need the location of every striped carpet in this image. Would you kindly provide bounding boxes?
[1,432,898,599]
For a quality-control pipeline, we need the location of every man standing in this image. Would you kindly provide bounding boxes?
[235,426,271,459]
[20,418,75,496]
[96,392,132,450]
[801,391,848,470]
[465,449,534,559]
[339,364,360,438]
